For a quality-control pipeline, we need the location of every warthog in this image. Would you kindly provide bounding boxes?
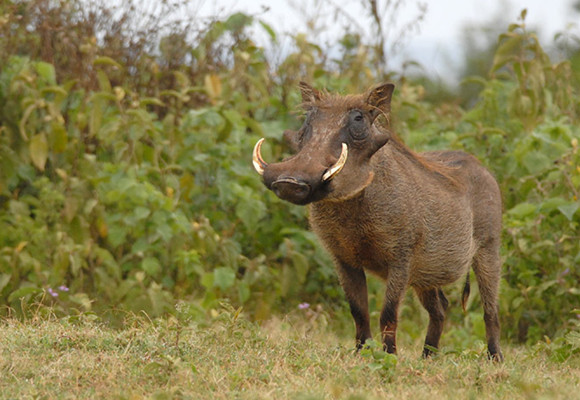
[252,82,503,361]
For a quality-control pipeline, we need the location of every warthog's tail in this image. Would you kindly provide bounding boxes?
[461,272,470,313]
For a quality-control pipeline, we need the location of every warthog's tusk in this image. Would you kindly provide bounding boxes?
[322,143,348,182]
[252,138,268,175]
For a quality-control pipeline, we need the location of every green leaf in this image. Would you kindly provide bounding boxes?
[557,202,579,221]
[235,192,266,233]
[8,287,43,302]
[89,96,104,136]
[93,56,123,70]
[107,225,127,247]
[40,85,68,98]
[70,293,92,311]
[372,350,389,360]
[507,202,537,219]
[50,121,68,153]
[19,103,38,141]
[291,252,309,284]
[238,282,251,303]
[142,257,161,276]
[225,12,253,32]
[213,267,236,290]
[539,197,567,213]
[460,76,487,87]
[259,20,277,42]
[140,97,165,107]
[96,70,112,92]
[133,206,151,220]
[244,117,264,137]
[537,280,557,294]
[201,272,214,289]
[64,197,79,222]
[280,264,292,297]
[491,35,524,73]
[565,331,580,348]
[0,274,11,293]
[521,151,552,175]
[35,61,56,84]
[29,133,48,171]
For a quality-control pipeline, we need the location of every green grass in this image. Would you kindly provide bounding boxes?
[0,307,578,400]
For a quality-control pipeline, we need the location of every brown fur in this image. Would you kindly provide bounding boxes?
[260,83,503,361]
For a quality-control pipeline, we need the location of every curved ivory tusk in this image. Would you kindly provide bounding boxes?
[252,138,268,175]
[322,143,348,181]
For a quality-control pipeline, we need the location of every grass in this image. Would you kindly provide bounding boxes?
[0,306,579,400]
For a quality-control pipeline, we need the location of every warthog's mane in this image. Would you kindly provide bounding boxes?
[299,91,462,189]
[388,135,463,189]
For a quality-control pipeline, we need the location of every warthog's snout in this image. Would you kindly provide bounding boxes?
[253,137,348,205]
[271,177,311,204]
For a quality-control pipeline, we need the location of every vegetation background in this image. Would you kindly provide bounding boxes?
[0,0,579,397]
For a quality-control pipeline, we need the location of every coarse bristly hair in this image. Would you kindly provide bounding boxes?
[298,87,462,189]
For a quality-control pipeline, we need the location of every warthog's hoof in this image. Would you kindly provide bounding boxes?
[488,351,504,362]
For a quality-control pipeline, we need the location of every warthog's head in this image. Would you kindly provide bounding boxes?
[253,82,394,205]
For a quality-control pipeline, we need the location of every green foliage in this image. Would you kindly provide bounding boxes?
[534,330,580,362]
[0,0,578,347]
[358,339,398,378]
[0,0,340,322]
[0,53,337,320]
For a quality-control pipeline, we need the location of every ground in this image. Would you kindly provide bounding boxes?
[0,308,579,399]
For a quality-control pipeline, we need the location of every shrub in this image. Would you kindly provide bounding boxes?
[0,2,578,344]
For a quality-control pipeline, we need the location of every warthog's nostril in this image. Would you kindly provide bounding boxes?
[271,178,311,204]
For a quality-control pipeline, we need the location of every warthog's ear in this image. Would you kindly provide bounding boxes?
[366,83,395,121]
[299,81,322,104]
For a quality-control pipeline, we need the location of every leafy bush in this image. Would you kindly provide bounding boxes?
[0,2,578,345]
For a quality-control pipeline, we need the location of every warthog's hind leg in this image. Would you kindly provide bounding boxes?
[415,287,449,358]
[473,247,503,362]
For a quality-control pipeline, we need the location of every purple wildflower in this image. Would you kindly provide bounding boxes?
[58,285,69,292]
[298,302,310,310]
[47,288,58,298]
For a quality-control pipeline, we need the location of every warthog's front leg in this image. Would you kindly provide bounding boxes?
[380,267,409,354]
[336,261,371,349]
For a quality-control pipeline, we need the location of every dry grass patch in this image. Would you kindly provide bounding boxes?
[0,310,578,399]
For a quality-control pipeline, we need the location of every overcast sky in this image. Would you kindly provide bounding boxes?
[196,0,578,84]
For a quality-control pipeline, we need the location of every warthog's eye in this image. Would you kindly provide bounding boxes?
[349,110,364,121]
[348,110,368,140]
